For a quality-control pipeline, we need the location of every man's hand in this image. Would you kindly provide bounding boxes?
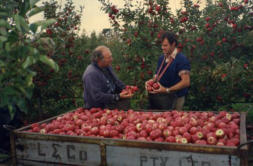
[145,79,154,91]
[119,90,133,99]
[152,82,168,94]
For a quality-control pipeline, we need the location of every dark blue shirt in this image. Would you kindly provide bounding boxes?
[156,52,190,97]
[82,63,125,109]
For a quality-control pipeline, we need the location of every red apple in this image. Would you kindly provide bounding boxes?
[150,129,162,139]
[166,136,176,143]
[183,132,191,142]
[217,122,226,128]
[154,137,164,142]
[190,127,197,135]
[139,130,148,137]
[136,123,143,131]
[216,129,225,138]
[207,136,217,145]
[152,83,160,90]
[196,131,204,139]
[179,127,187,135]
[190,118,198,126]
[90,127,99,135]
[163,129,172,137]
[137,137,146,141]
[180,138,188,144]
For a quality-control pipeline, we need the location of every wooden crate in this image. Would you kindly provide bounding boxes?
[10,111,248,166]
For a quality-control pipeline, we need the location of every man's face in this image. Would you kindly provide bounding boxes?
[161,38,176,56]
[100,49,113,67]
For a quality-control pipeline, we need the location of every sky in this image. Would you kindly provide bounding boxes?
[31,0,204,35]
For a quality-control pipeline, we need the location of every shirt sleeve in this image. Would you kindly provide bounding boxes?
[177,55,190,76]
[84,73,115,105]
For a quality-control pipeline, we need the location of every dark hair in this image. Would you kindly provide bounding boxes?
[161,32,178,46]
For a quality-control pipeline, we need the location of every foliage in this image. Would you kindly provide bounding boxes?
[0,0,58,119]
[28,0,117,120]
[98,0,253,111]
[27,0,83,120]
[2,0,252,123]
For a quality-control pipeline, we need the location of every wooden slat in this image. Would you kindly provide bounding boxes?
[15,138,101,166]
[240,112,248,149]
[239,112,248,166]
[14,132,239,155]
[106,146,240,166]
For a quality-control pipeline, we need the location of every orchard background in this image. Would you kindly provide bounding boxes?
[0,0,252,124]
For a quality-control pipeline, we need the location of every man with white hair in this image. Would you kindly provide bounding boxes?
[82,46,132,109]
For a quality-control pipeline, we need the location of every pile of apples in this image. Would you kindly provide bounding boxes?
[146,80,160,92]
[27,108,240,147]
[121,85,138,95]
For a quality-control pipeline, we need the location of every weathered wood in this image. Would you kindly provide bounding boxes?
[15,138,101,166]
[106,146,240,166]
[239,112,248,166]
[14,132,239,155]
[240,112,248,149]
[10,131,16,166]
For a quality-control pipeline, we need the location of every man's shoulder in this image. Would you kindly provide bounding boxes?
[176,52,186,57]
[83,64,100,77]
[157,55,164,62]
[176,52,189,61]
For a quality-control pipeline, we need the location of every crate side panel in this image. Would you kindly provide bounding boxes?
[106,146,240,166]
[16,138,101,166]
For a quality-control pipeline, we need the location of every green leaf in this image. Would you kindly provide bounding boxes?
[16,98,28,114]
[29,23,38,33]
[0,60,4,67]
[20,1,30,18]
[26,70,36,86]
[27,6,44,17]
[18,86,33,99]
[0,36,7,42]
[8,105,15,120]
[0,12,8,17]
[7,31,18,43]
[14,15,29,33]
[22,56,37,68]
[0,27,7,36]
[33,18,56,30]
[2,87,17,96]
[29,0,40,8]
[0,19,11,28]
[39,55,59,72]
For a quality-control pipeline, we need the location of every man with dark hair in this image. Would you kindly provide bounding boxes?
[82,45,132,109]
[145,32,191,110]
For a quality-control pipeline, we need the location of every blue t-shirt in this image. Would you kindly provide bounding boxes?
[156,52,190,97]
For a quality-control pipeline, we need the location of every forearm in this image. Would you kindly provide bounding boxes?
[169,81,189,91]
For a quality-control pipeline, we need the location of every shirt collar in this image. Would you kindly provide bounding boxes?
[170,48,178,59]
[165,48,178,60]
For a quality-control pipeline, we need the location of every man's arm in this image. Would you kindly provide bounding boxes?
[166,73,190,92]
[152,73,190,93]
[84,73,115,105]
[167,54,191,92]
